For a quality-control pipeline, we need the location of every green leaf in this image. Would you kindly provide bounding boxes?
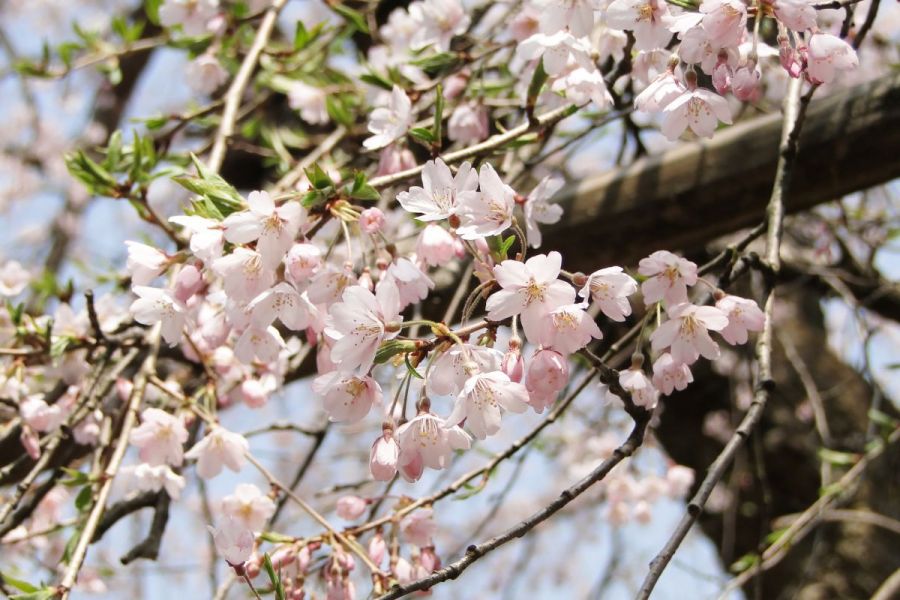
[730,552,759,573]
[375,340,418,365]
[1,573,39,593]
[408,127,435,144]
[10,590,55,600]
[145,0,162,24]
[347,172,380,201]
[300,189,327,209]
[65,151,118,196]
[332,4,368,33]
[433,84,444,148]
[818,448,859,466]
[404,354,423,379]
[262,554,286,600]
[409,52,459,73]
[304,163,334,190]
[294,20,310,50]
[74,486,93,512]
[50,336,73,359]
[172,154,244,218]
[325,95,353,127]
[868,408,899,428]
[60,467,90,487]
[526,57,548,111]
[360,71,393,92]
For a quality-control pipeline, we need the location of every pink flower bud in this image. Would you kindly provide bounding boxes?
[296,544,312,572]
[416,224,457,267]
[376,145,416,176]
[359,208,385,234]
[116,378,133,402]
[732,65,761,102]
[335,495,368,521]
[448,102,489,145]
[174,264,203,304]
[271,546,297,570]
[20,427,40,460]
[369,430,399,481]
[712,61,732,95]
[525,349,569,412]
[286,243,322,281]
[502,345,524,384]
[419,546,441,572]
[442,71,470,100]
[239,379,268,409]
[368,531,386,566]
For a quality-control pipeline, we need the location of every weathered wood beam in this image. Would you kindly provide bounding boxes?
[544,73,900,271]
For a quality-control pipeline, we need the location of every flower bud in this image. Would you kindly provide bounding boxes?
[369,429,399,481]
[336,495,368,520]
[359,208,385,234]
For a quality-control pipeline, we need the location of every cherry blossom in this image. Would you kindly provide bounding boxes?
[396,412,471,482]
[539,0,598,37]
[652,352,694,395]
[363,86,413,150]
[248,282,316,331]
[288,80,329,125]
[185,53,228,95]
[336,495,368,520]
[397,158,477,221]
[619,366,660,409]
[525,349,570,412]
[129,408,189,467]
[130,286,187,346]
[222,191,303,270]
[409,0,471,51]
[20,395,66,432]
[485,251,576,342]
[370,426,400,481]
[416,224,458,266]
[400,508,437,547]
[523,175,564,249]
[168,215,224,263]
[606,0,674,51]
[210,518,254,566]
[635,69,686,112]
[448,102,489,145]
[579,266,637,321]
[308,265,357,306]
[660,86,733,140]
[806,33,859,84]
[382,258,434,309]
[515,31,594,76]
[121,463,186,500]
[716,294,765,344]
[159,0,219,37]
[324,283,401,374]
[699,0,747,49]
[446,370,530,439]
[426,344,503,398]
[185,425,249,479]
[359,207,386,234]
[650,302,729,365]
[285,242,322,281]
[551,66,614,109]
[125,241,169,285]
[221,483,276,531]
[637,250,698,305]
[0,260,29,297]
[456,163,518,239]
[313,371,382,422]
[212,247,275,304]
[234,324,286,364]
[537,302,603,355]
[773,0,817,32]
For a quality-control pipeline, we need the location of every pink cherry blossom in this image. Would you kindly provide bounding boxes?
[368,531,387,566]
[168,215,224,263]
[210,517,254,566]
[539,0,598,37]
[650,302,729,364]
[185,425,248,479]
[159,0,219,37]
[248,282,316,331]
[579,266,637,321]
[125,241,169,285]
[359,207,386,234]
[120,463,186,500]
[660,87,733,140]
[486,251,576,341]
[666,464,695,497]
[732,64,762,102]
[397,412,471,481]
[222,483,275,531]
[286,242,322,281]
[426,344,503,397]
[635,69,686,112]
[525,349,570,412]
[606,0,674,51]
[400,508,437,547]
[324,283,401,374]
[716,294,765,344]
[382,258,434,309]
[638,250,698,305]
[551,66,613,109]
[806,33,859,84]
[129,408,189,467]
[173,264,204,304]
[652,352,694,395]
[308,264,357,306]
[288,80,329,125]
[222,191,303,270]
[416,224,457,267]
[523,175,564,249]
[700,0,746,48]
[336,495,368,520]
[538,302,603,355]
[130,285,187,346]
[448,102,489,144]
[377,144,417,176]
[370,427,400,481]
[186,53,228,95]
[234,324,286,364]
[364,86,413,150]
[515,31,594,76]
[0,260,29,297]
[619,366,660,409]
[456,163,517,239]
[20,395,66,432]
[446,370,530,439]
[397,158,478,221]
[212,247,275,304]
[239,378,270,409]
[313,371,382,422]
[409,0,471,51]
[773,0,816,32]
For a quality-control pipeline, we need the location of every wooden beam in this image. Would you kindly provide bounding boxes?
[543,73,900,271]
